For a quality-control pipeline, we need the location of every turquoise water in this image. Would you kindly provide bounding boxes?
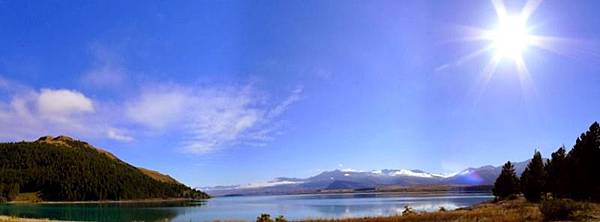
[0,192,493,221]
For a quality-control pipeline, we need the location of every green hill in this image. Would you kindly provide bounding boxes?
[0,136,209,202]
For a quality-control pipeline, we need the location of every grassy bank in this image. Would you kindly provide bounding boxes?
[0,216,62,222]
[300,198,600,222]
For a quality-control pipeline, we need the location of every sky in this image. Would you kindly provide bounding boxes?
[1,0,600,187]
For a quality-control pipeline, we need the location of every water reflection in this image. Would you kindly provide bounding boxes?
[0,193,493,222]
[0,201,203,222]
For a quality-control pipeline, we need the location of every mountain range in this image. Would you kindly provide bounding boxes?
[202,161,530,196]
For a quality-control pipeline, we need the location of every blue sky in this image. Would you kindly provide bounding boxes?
[1,0,600,187]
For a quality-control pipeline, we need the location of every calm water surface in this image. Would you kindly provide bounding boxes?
[0,192,493,222]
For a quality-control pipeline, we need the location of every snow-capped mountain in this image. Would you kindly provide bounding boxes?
[203,160,531,196]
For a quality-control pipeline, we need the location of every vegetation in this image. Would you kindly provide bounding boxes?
[0,216,57,222]
[300,198,542,222]
[256,214,287,222]
[401,206,415,216]
[298,198,600,222]
[566,122,600,201]
[0,136,209,202]
[520,151,545,202]
[544,146,568,198]
[492,161,519,198]
[539,199,580,221]
[493,122,600,202]
[489,121,600,220]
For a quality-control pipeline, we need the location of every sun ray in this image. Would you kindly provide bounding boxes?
[491,0,507,19]
[520,0,543,22]
[529,35,600,62]
[514,55,537,98]
[450,25,498,43]
[436,44,495,72]
[470,54,502,106]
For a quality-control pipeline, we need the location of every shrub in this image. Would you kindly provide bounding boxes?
[539,199,579,221]
[275,215,287,222]
[402,205,415,216]
[257,213,273,222]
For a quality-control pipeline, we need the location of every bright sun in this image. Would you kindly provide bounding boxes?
[489,15,531,60]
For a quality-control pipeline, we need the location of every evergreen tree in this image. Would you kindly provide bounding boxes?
[520,151,545,202]
[566,122,600,201]
[493,161,520,199]
[545,146,568,198]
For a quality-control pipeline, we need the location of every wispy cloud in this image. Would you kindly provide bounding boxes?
[268,85,303,118]
[106,127,134,142]
[0,74,301,153]
[126,84,303,154]
[80,45,127,88]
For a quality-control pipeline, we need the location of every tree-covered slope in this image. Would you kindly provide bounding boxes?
[0,136,209,202]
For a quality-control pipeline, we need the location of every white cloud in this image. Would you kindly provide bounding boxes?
[37,89,94,117]
[126,84,302,154]
[107,128,134,142]
[0,86,130,142]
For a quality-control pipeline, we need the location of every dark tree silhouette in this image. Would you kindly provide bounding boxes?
[520,151,545,202]
[565,122,600,201]
[544,146,568,198]
[493,161,520,199]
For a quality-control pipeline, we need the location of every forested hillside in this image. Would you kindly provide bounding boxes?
[0,136,209,202]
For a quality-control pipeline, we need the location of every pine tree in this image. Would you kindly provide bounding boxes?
[493,161,520,199]
[566,122,600,201]
[521,151,545,202]
[545,146,568,198]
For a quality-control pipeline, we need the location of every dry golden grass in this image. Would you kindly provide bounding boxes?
[572,201,600,221]
[0,216,54,222]
[12,192,41,203]
[302,199,542,222]
[302,198,600,222]
[137,167,181,184]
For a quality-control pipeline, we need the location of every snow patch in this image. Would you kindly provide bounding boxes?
[237,180,303,189]
[391,169,434,178]
[340,168,362,173]
[371,170,383,174]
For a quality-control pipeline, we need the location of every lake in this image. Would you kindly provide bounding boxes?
[0,192,493,221]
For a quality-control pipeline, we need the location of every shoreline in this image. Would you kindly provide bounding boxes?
[214,190,493,198]
[6,198,204,205]
[0,216,68,222]
[4,197,598,221]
